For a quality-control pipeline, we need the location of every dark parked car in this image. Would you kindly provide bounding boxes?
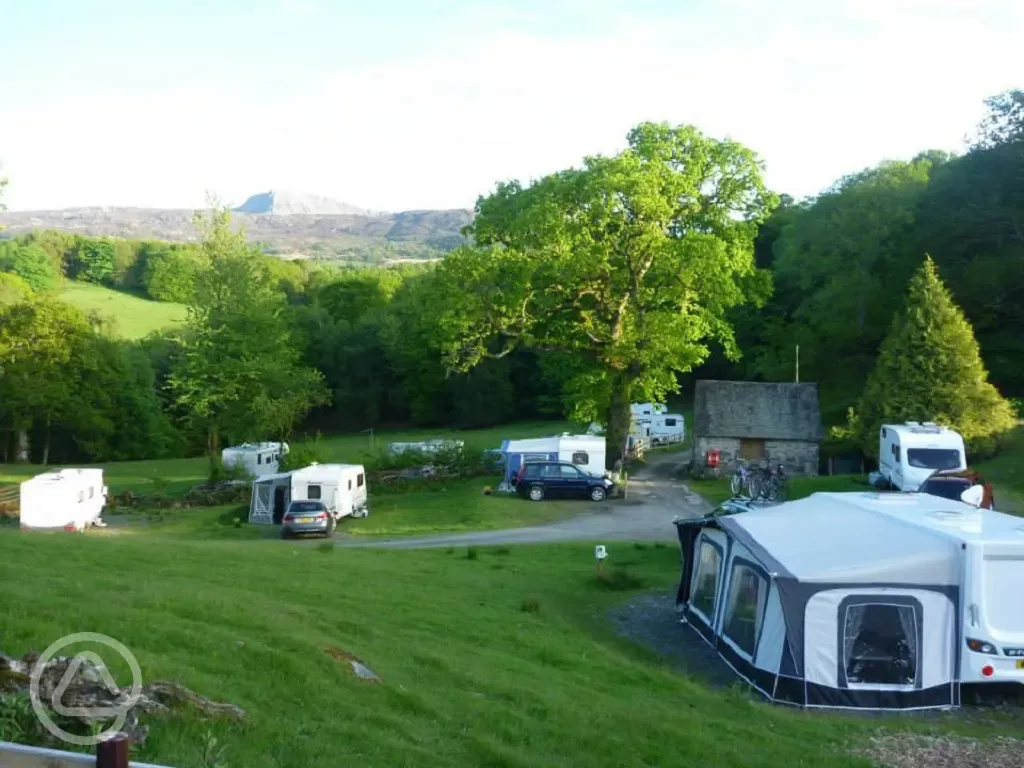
[515,461,614,502]
[918,468,995,509]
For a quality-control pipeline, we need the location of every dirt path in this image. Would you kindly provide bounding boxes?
[331,450,711,549]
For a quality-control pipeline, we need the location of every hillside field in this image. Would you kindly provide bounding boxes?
[2,532,1021,768]
[58,281,188,338]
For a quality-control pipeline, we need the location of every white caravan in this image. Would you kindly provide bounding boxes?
[249,463,367,525]
[500,434,607,486]
[634,412,686,446]
[388,439,464,456]
[19,469,108,532]
[222,442,289,478]
[878,423,966,491]
[631,402,668,418]
[675,490,1024,710]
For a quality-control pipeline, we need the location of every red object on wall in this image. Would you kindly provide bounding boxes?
[706,449,721,468]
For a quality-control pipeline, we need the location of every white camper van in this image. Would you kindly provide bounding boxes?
[222,442,289,477]
[19,469,107,532]
[878,423,966,491]
[635,412,686,446]
[249,463,368,525]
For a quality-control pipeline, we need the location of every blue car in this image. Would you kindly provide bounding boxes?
[514,461,614,502]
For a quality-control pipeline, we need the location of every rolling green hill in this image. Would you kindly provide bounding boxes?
[58,281,188,338]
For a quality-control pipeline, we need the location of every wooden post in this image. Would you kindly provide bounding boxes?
[96,733,130,768]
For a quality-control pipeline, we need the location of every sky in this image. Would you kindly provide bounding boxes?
[1,0,1022,212]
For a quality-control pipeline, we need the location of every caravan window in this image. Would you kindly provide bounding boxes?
[842,602,920,688]
[571,451,588,465]
[907,448,960,470]
[664,418,677,427]
[257,454,263,465]
[723,563,769,658]
[691,539,722,623]
[307,484,322,500]
[357,473,364,487]
[348,479,353,491]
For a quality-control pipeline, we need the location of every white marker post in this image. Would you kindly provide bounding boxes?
[595,544,608,578]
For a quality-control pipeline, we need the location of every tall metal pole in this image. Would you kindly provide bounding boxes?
[795,344,800,383]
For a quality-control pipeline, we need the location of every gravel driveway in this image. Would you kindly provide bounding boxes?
[333,450,711,549]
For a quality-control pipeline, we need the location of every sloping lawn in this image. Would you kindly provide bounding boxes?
[1,532,1016,767]
[58,281,187,338]
[976,424,1024,515]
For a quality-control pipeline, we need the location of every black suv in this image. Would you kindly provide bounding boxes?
[515,461,614,502]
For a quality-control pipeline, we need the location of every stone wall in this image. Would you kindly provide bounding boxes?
[692,436,820,476]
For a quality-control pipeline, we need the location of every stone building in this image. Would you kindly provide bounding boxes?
[692,380,822,476]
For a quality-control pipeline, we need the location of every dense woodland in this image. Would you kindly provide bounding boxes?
[1,90,1022,466]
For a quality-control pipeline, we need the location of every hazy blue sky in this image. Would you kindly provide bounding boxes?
[1,0,1021,211]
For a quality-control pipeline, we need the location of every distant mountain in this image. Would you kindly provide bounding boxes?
[232,190,377,217]
[0,201,474,263]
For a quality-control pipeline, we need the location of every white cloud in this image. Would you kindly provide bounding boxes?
[2,0,1023,211]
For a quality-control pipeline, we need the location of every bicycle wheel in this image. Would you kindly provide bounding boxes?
[747,473,762,500]
[776,478,789,501]
[766,475,780,501]
[729,472,742,496]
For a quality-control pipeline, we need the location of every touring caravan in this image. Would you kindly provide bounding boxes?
[249,463,367,525]
[499,434,606,486]
[631,403,668,418]
[19,469,108,532]
[222,442,289,478]
[388,439,464,457]
[634,412,686,446]
[675,491,1024,710]
[878,423,966,491]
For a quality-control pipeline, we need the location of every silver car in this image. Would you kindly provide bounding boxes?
[281,500,333,539]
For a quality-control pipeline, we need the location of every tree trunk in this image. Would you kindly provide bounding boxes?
[605,372,632,469]
[42,420,51,466]
[207,425,221,458]
[16,429,29,463]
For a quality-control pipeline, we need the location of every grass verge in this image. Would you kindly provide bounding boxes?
[1,533,1017,767]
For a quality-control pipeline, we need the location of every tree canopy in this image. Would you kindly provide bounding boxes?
[433,122,777,464]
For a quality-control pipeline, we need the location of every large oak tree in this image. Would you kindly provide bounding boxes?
[432,122,777,465]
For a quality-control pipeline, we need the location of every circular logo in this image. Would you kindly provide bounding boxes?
[28,632,143,747]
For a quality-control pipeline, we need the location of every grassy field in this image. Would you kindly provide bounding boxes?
[1,532,1018,767]
[58,281,188,338]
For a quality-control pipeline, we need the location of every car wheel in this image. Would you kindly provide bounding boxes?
[528,485,545,502]
[590,486,606,502]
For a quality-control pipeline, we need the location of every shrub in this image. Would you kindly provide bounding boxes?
[464,546,478,561]
[280,435,326,472]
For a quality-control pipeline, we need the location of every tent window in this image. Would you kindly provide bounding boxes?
[357,473,364,488]
[691,540,722,623]
[307,484,322,500]
[571,451,588,465]
[739,439,766,460]
[843,603,918,687]
[723,563,769,658]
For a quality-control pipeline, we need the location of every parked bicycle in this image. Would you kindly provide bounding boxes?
[729,462,762,499]
[761,463,789,501]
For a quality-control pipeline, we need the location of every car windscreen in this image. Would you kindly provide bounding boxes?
[289,501,323,513]
[907,448,962,470]
[920,478,971,501]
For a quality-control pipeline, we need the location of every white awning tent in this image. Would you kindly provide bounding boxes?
[675,491,1024,710]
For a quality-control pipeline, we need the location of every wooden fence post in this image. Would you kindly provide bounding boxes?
[96,733,130,768]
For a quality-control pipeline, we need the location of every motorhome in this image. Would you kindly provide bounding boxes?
[878,423,966,491]
[222,442,288,478]
[19,469,107,532]
[675,490,1024,710]
[249,463,367,525]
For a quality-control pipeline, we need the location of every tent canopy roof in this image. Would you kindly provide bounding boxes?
[717,492,997,585]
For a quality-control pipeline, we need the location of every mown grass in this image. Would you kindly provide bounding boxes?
[976,424,1024,514]
[58,281,188,339]
[1,532,1015,767]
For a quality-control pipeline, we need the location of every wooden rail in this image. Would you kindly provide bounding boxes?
[0,734,171,767]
